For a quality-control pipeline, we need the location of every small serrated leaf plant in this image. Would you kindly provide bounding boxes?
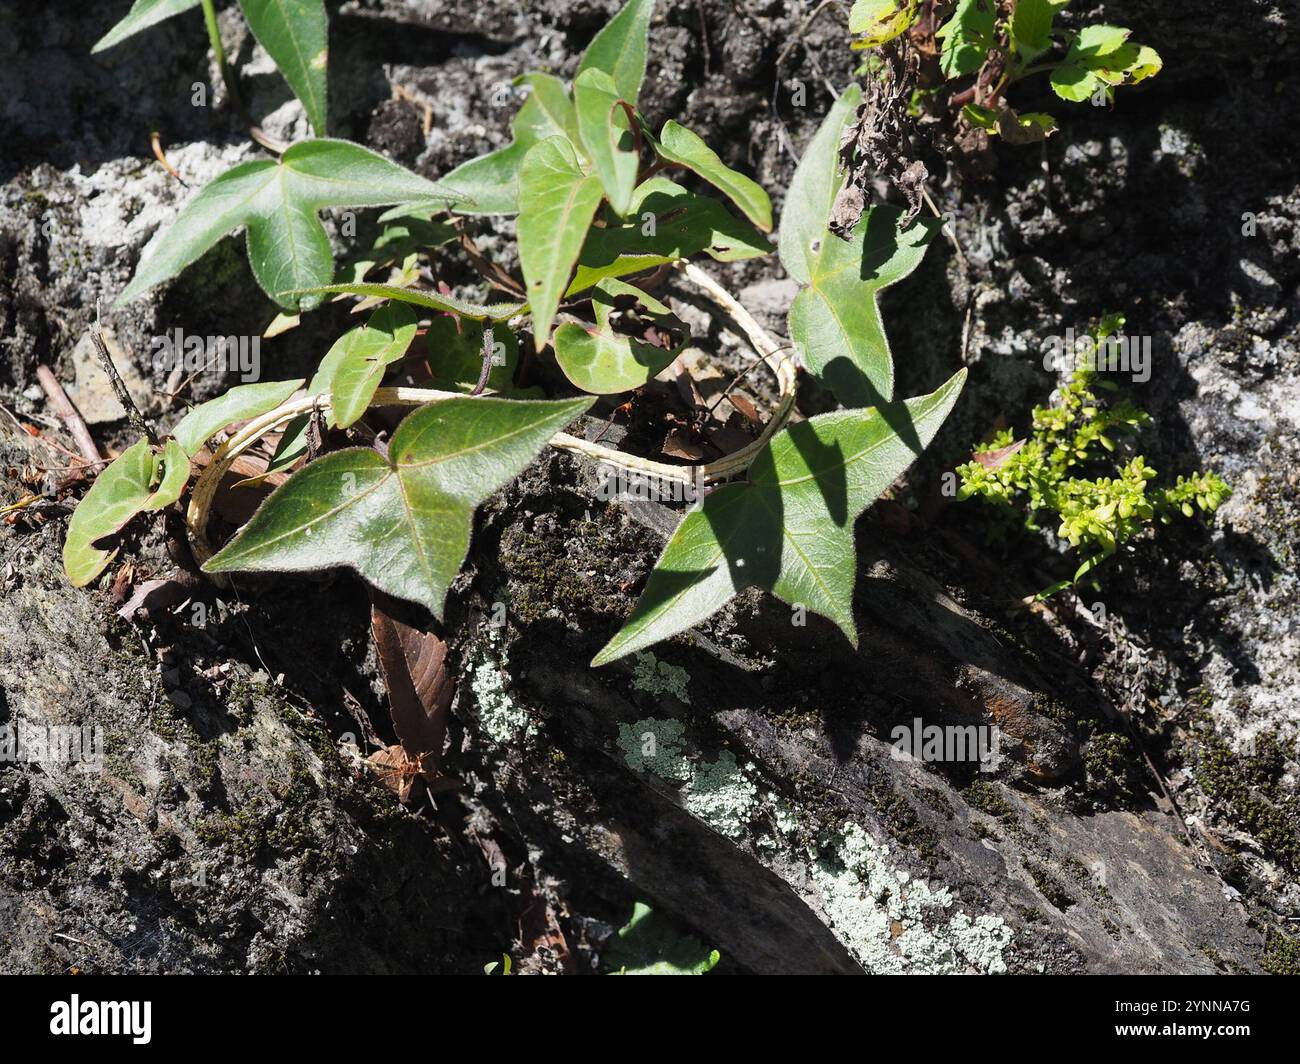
[955,316,1230,598]
[851,0,1162,144]
[95,0,330,136]
[66,0,967,671]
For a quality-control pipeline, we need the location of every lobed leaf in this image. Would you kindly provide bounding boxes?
[204,396,593,618]
[116,140,462,312]
[788,207,939,407]
[591,369,967,665]
[415,73,582,216]
[777,86,862,285]
[781,94,935,406]
[1049,25,1157,103]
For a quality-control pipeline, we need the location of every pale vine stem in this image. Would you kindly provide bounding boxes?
[186,261,796,568]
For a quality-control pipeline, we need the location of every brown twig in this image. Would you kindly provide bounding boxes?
[471,324,495,396]
[35,365,101,466]
[90,330,157,445]
[456,231,526,297]
[150,132,189,187]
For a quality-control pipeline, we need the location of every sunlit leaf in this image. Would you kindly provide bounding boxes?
[936,0,997,78]
[653,121,772,231]
[171,378,304,456]
[576,0,656,105]
[294,282,524,321]
[848,1,919,49]
[575,68,639,217]
[570,177,771,295]
[330,303,419,428]
[64,439,191,586]
[116,140,463,311]
[91,0,201,53]
[238,0,329,135]
[780,92,934,406]
[517,136,605,346]
[205,397,592,618]
[553,278,685,394]
[592,370,966,665]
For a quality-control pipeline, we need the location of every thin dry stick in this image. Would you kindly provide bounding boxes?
[921,187,968,270]
[91,330,157,445]
[35,365,100,465]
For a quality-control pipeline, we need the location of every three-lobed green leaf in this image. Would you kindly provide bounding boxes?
[780,90,936,407]
[117,140,462,311]
[591,369,967,665]
[420,73,581,216]
[204,396,593,617]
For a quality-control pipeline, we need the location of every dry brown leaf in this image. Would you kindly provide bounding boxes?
[370,592,454,801]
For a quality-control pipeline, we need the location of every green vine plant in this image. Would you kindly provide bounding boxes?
[850,0,1162,143]
[94,0,330,135]
[65,0,966,670]
[955,317,1230,598]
